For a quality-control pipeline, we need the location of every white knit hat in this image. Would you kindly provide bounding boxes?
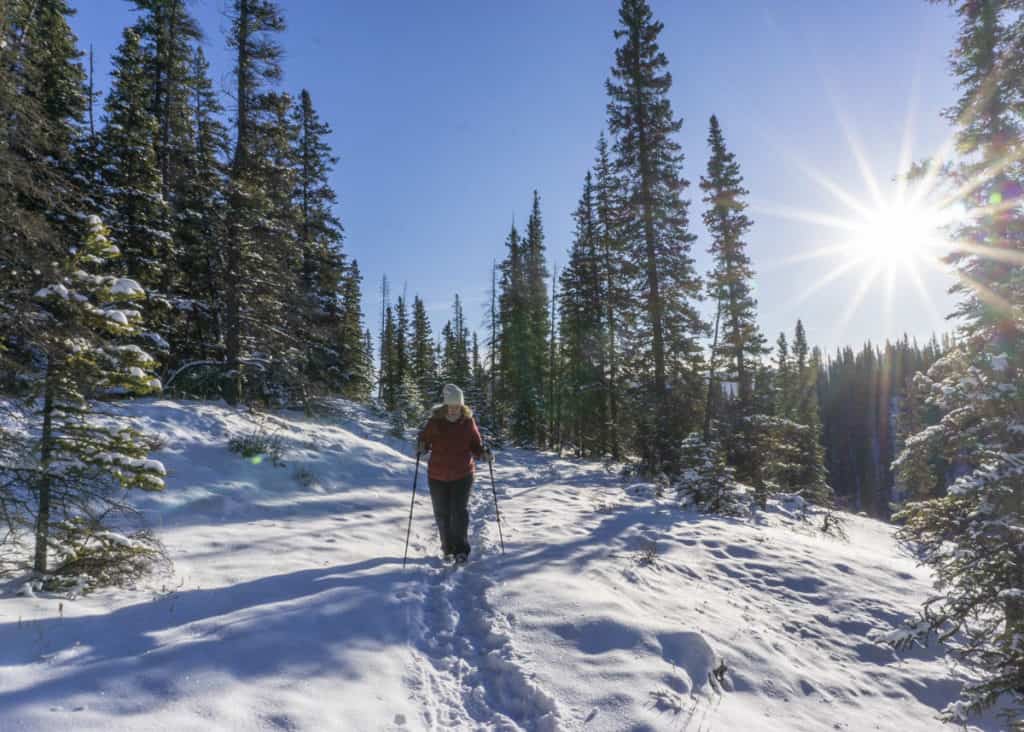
[443,383,464,406]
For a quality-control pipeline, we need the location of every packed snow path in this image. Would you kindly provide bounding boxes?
[0,400,1003,731]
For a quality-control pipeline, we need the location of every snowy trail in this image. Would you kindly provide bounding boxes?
[403,467,562,731]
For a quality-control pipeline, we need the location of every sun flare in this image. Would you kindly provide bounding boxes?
[845,200,955,266]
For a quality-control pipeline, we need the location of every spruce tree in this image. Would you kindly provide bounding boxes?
[411,296,439,406]
[340,261,372,400]
[380,305,397,409]
[23,217,165,575]
[498,223,529,441]
[524,191,550,444]
[890,0,1024,719]
[170,47,228,372]
[559,171,607,456]
[100,27,173,335]
[1,0,89,353]
[222,0,286,404]
[700,115,765,471]
[292,89,347,393]
[606,0,704,471]
[130,0,202,203]
[593,132,630,459]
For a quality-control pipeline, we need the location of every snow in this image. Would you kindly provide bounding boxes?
[34,284,70,301]
[110,278,144,298]
[0,399,1007,731]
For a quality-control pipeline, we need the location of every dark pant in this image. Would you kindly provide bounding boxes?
[428,474,472,556]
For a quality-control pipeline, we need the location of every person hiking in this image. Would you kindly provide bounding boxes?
[416,384,490,564]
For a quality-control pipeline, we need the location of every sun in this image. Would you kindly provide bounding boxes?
[845,200,953,267]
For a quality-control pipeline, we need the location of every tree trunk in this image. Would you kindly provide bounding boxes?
[33,369,56,575]
[704,298,722,442]
[223,0,251,406]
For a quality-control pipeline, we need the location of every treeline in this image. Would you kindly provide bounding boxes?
[372,2,833,510]
[818,334,949,517]
[1,0,371,407]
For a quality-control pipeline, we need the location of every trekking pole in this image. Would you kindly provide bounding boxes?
[402,451,422,569]
[487,451,505,555]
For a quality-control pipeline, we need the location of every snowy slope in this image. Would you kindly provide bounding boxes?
[0,399,1005,731]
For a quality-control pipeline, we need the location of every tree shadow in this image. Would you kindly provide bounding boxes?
[0,555,428,718]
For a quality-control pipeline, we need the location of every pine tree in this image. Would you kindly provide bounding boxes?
[774,333,793,418]
[380,305,397,409]
[130,0,202,203]
[498,223,528,441]
[889,1,1024,719]
[169,47,228,372]
[606,0,704,471]
[292,89,347,394]
[100,27,173,330]
[524,191,550,444]
[389,296,422,436]
[411,296,439,406]
[559,172,607,456]
[376,275,390,401]
[21,217,165,575]
[339,261,372,400]
[700,115,765,471]
[468,332,487,414]
[1,0,89,374]
[593,132,631,459]
[222,0,286,404]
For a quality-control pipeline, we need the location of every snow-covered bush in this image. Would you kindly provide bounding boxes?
[673,434,750,516]
[42,517,164,593]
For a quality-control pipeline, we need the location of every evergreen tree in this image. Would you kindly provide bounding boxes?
[130,0,202,203]
[890,0,1024,719]
[339,261,372,400]
[100,27,173,330]
[380,305,397,409]
[468,332,487,414]
[411,296,439,406]
[774,333,793,418]
[701,114,761,403]
[593,132,631,459]
[169,47,228,371]
[440,297,471,390]
[524,191,550,444]
[222,0,286,404]
[498,223,529,441]
[292,88,348,393]
[606,0,705,471]
[19,217,165,574]
[1,0,89,355]
[559,172,607,456]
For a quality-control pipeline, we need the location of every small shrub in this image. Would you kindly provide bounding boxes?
[43,517,165,594]
[229,416,285,467]
[635,540,658,566]
[820,507,849,541]
[292,466,317,488]
[674,434,751,516]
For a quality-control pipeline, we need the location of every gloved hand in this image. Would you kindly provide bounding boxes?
[416,439,427,455]
[482,445,494,462]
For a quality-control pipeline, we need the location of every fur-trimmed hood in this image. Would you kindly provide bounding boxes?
[430,404,474,421]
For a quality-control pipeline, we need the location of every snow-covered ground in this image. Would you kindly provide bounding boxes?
[0,400,1006,731]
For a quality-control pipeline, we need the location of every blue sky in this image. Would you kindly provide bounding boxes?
[69,0,961,357]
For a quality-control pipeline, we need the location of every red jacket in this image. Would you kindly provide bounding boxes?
[418,406,484,482]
